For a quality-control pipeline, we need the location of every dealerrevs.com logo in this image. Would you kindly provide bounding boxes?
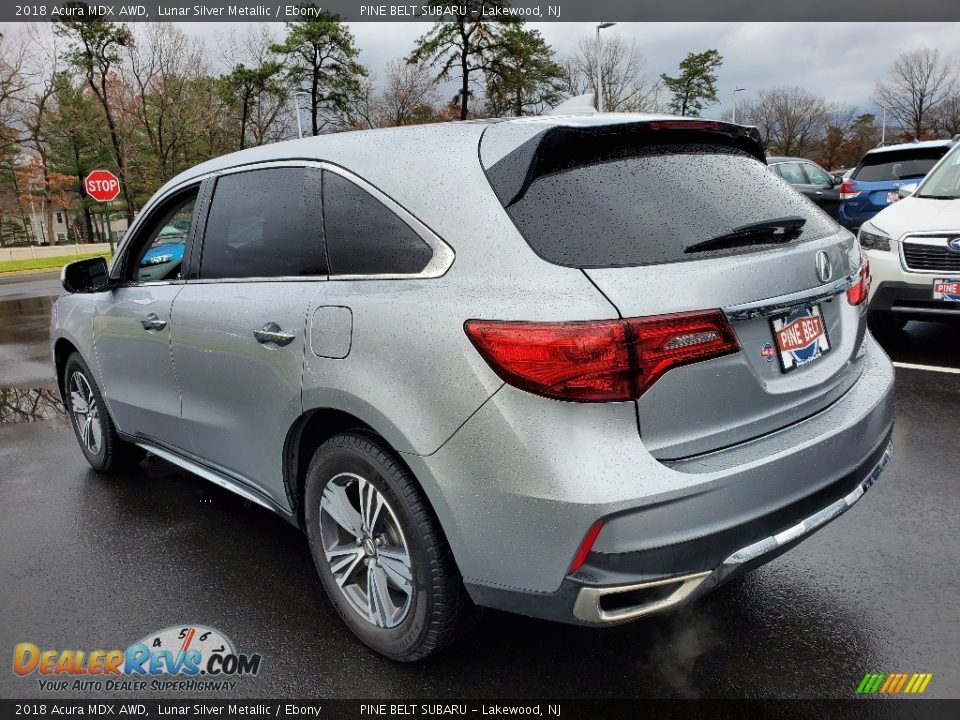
[13,625,263,692]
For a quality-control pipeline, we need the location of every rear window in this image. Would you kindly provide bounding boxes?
[497,143,836,268]
[852,147,949,183]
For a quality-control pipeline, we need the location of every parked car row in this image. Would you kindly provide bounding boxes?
[769,137,960,334]
[771,139,957,231]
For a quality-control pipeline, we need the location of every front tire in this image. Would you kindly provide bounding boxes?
[63,353,145,472]
[303,431,474,661]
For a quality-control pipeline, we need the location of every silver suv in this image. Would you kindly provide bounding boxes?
[52,115,895,661]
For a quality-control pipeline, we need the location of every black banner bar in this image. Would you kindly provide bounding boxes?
[3,0,959,23]
[3,700,960,719]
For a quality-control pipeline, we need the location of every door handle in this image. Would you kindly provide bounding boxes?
[254,322,295,347]
[140,313,167,332]
[815,191,823,196]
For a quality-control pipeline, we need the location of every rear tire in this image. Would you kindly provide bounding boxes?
[303,430,475,661]
[63,352,145,473]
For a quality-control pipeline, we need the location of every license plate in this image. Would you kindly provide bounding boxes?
[886,191,900,203]
[933,278,960,301]
[770,304,831,373]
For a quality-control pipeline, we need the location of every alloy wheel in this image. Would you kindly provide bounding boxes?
[319,472,414,628]
[68,370,103,456]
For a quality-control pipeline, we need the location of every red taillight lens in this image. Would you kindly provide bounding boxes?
[839,180,861,200]
[847,252,871,306]
[464,311,740,402]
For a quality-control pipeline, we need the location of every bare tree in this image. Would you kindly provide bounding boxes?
[0,29,29,153]
[561,36,662,112]
[741,86,829,156]
[19,26,63,245]
[218,26,292,148]
[932,93,960,137]
[817,103,858,169]
[874,48,955,140]
[127,24,210,183]
[379,59,441,126]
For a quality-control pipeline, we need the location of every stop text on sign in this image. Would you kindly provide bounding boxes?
[84,170,121,202]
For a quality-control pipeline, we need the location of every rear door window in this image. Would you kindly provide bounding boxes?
[499,144,836,268]
[322,170,432,276]
[852,147,949,182]
[775,162,806,185]
[802,163,834,187]
[200,167,326,279]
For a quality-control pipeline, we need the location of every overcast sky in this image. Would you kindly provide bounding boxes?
[180,21,958,117]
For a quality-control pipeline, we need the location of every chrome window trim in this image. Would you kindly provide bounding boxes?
[897,231,960,274]
[114,159,456,286]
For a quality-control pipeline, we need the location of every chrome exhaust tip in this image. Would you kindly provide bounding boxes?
[572,571,711,624]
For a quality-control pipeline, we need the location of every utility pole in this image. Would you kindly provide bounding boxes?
[292,91,306,139]
[732,88,746,124]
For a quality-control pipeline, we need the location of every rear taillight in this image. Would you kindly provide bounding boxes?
[839,180,861,200]
[464,311,740,402]
[847,252,871,306]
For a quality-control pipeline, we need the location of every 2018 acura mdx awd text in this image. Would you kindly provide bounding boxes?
[52,115,895,660]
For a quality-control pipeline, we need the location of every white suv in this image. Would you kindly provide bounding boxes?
[861,140,960,331]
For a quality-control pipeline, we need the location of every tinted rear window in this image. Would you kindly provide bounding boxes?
[500,143,836,268]
[852,147,949,182]
[201,168,326,279]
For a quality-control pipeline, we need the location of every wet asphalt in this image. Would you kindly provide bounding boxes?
[0,271,958,699]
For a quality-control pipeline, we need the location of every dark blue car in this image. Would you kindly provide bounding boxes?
[838,139,956,232]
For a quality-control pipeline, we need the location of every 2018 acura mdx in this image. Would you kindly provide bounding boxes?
[52,115,894,660]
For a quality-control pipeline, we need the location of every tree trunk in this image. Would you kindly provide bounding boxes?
[89,74,136,219]
[239,90,250,150]
[460,53,469,120]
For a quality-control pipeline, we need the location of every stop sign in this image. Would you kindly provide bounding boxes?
[84,170,121,202]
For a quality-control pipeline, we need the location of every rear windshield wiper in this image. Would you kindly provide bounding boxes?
[685,216,806,254]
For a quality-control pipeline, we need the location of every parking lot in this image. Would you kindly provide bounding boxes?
[1,270,959,699]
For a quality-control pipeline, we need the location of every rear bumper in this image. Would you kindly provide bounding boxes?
[467,433,893,625]
[407,334,894,613]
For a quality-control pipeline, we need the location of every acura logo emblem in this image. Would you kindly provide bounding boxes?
[816,250,833,283]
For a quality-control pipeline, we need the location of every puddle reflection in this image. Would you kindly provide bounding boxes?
[0,387,66,423]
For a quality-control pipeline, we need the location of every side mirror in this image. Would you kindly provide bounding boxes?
[61,256,111,294]
[898,183,919,199]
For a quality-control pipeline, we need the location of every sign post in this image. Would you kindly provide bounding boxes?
[83,170,122,253]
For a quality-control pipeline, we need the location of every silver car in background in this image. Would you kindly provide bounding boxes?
[52,115,894,660]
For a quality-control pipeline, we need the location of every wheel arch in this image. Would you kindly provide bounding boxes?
[283,408,387,528]
[53,337,80,403]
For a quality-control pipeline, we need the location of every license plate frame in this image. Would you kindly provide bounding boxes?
[769,304,831,373]
[933,278,960,301]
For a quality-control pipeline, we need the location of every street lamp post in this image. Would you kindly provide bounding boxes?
[595,22,616,112]
[292,91,307,139]
[732,88,746,124]
[880,106,887,146]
